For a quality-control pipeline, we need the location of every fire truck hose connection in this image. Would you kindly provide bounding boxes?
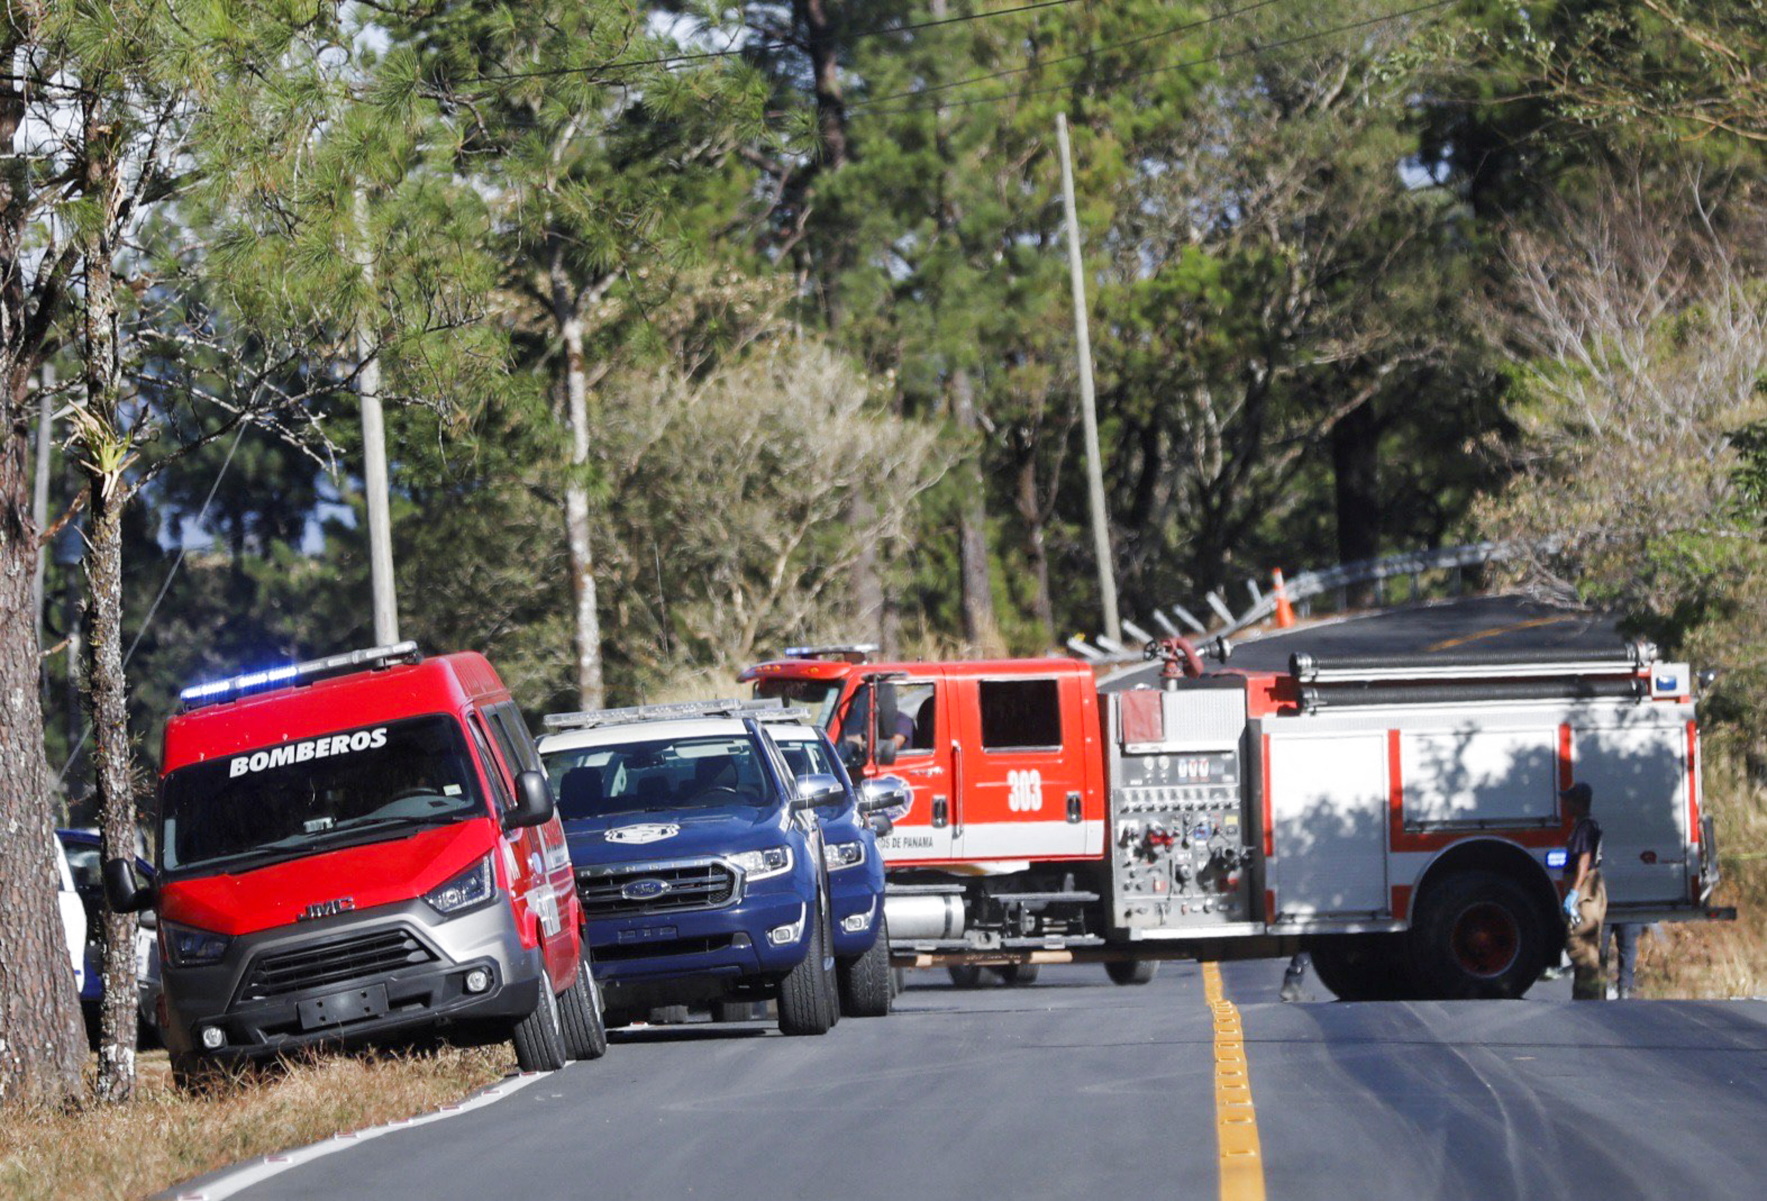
[1145,635,1206,684]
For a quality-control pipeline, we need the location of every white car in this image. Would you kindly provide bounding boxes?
[55,837,86,994]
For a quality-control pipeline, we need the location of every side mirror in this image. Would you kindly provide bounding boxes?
[794,774,846,811]
[858,775,910,816]
[506,770,557,829]
[103,859,155,914]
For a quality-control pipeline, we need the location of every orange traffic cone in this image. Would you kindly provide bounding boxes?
[1272,568,1296,628]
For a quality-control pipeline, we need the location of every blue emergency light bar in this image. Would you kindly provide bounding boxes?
[179,641,422,709]
[543,697,796,732]
[1545,849,1568,870]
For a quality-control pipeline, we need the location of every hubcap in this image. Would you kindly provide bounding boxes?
[1451,902,1520,978]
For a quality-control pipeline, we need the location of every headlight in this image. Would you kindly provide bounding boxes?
[823,840,866,871]
[161,920,232,968]
[728,846,793,881]
[424,853,497,915]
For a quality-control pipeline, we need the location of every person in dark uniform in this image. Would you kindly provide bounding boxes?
[1607,922,1640,999]
[1560,782,1607,1000]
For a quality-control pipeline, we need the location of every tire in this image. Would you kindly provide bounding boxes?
[558,958,608,1061]
[778,893,839,1036]
[1310,935,1416,1001]
[838,916,894,1017]
[1408,870,1549,1000]
[946,964,985,989]
[712,999,759,1022]
[1105,958,1158,986]
[995,963,1040,986]
[512,977,569,1072]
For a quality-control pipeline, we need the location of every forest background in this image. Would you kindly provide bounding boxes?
[5,0,1767,1105]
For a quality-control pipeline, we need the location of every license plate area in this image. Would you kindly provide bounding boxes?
[298,983,389,1030]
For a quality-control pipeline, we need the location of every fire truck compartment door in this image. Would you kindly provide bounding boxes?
[1263,727,1389,917]
[947,675,1096,862]
[1571,714,1689,907]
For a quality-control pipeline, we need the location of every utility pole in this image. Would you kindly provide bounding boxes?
[31,364,54,656]
[1056,112,1121,643]
[355,189,398,645]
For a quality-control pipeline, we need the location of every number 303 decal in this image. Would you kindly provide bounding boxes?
[1007,768,1044,812]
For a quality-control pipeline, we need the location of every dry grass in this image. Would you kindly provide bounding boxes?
[0,1045,509,1201]
[1639,743,1767,999]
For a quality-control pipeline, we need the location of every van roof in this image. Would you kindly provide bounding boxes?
[161,651,506,774]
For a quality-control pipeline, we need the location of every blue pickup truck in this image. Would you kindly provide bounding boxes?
[761,716,894,1017]
[538,700,855,1035]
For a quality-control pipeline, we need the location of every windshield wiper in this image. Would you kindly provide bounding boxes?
[175,815,461,877]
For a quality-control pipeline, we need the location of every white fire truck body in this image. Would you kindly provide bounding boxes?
[741,641,1729,999]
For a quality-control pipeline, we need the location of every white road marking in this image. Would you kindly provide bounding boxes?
[162,1068,556,1200]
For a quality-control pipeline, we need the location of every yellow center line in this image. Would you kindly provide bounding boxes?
[1425,614,1572,652]
[1204,961,1266,1201]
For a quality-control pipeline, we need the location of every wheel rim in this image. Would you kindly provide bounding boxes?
[1450,902,1520,978]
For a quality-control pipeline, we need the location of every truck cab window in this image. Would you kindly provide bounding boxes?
[979,679,1062,750]
[839,681,935,758]
[897,684,935,755]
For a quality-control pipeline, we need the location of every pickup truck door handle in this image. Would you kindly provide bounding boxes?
[1067,791,1082,823]
[932,795,949,828]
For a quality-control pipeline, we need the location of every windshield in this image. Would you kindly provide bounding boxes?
[159,715,486,876]
[545,735,773,820]
[751,679,844,730]
[776,735,839,782]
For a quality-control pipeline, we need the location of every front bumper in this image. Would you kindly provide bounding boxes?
[579,849,822,1000]
[829,878,884,959]
[159,897,543,1063]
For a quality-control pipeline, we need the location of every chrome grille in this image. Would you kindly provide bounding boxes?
[240,928,436,1002]
[577,860,738,919]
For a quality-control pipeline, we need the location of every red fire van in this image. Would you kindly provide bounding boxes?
[106,642,605,1084]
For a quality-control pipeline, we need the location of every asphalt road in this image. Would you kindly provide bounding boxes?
[190,596,1757,1201]
[222,961,1767,1201]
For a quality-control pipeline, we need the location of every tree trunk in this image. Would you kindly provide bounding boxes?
[1014,451,1055,646]
[552,250,604,710]
[0,405,89,1107]
[1331,398,1380,608]
[78,101,139,1103]
[84,479,139,1104]
[950,367,996,649]
[0,15,88,1110]
[793,0,848,172]
[849,494,886,646]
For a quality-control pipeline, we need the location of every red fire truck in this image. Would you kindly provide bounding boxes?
[738,639,1731,999]
[105,643,603,1084]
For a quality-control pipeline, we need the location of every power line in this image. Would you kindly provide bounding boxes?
[850,0,1457,117]
[467,0,1090,86]
[57,424,247,787]
[858,0,1290,109]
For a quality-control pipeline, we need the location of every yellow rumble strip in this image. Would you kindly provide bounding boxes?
[1204,962,1266,1201]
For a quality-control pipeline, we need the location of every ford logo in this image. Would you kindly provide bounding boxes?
[621,878,671,901]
